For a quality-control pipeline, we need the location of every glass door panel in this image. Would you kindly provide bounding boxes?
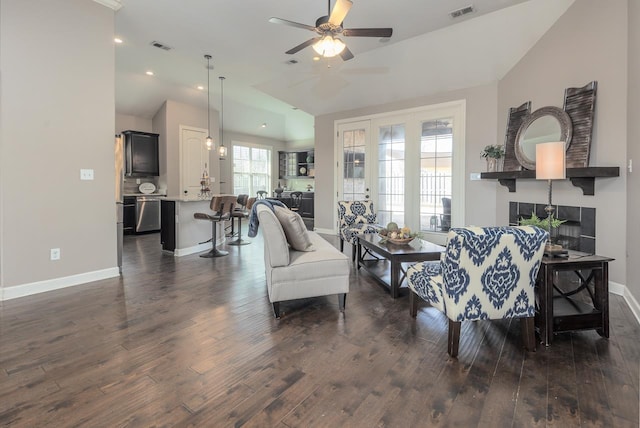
[419,118,453,232]
[338,121,370,202]
[377,124,405,227]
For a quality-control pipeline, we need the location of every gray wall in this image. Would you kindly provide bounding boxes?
[153,100,220,196]
[116,113,153,134]
[497,0,628,285]
[628,2,640,303]
[314,83,498,232]
[0,0,116,289]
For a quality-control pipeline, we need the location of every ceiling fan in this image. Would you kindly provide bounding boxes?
[269,0,393,61]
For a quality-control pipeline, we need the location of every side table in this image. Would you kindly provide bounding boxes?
[535,253,614,346]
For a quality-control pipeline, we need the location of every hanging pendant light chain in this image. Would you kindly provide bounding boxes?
[204,54,213,150]
[220,76,224,143]
[219,76,227,158]
[206,56,211,138]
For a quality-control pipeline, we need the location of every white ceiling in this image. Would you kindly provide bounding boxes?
[114,0,573,142]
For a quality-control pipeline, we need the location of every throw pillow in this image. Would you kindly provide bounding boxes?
[273,206,315,252]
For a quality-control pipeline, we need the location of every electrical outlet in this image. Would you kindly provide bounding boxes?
[80,169,94,180]
[469,172,481,181]
[50,248,61,260]
[136,178,141,184]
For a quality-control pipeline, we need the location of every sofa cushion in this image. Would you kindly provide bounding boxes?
[256,205,290,267]
[273,205,315,252]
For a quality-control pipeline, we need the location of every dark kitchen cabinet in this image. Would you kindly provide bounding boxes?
[301,193,314,218]
[123,196,136,235]
[278,149,314,178]
[123,130,159,177]
[160,200,176,252]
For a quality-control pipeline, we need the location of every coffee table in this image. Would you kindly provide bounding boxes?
[357,234,445,298]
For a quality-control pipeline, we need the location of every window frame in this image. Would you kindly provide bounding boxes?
[231,141,272,197]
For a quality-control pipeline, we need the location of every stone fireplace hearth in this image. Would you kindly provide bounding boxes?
[509,202,596,254]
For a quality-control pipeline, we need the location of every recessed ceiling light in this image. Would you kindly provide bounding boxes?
[261,123,267,128]
[114,37,123,44]
[145,70,154,76]
[313,56,320,61]
[197,85,204,90]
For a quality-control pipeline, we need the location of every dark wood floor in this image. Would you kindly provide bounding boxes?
[1,229,638,427]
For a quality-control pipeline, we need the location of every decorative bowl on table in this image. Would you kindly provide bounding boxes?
[378,223,421,245]
[384,236,415,245]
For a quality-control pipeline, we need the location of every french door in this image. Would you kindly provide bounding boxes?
[335,101,465,242]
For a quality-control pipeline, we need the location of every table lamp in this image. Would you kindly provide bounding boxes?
[536,141,566,252]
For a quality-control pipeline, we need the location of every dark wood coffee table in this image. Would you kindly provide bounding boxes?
[357,234,445,298]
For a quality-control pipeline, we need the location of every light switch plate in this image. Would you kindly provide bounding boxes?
[50,248,60,260]
[80,169,94,180]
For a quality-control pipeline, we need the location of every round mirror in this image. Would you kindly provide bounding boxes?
[514,106,572,170]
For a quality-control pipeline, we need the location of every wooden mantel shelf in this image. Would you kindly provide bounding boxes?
[480,167,620,195]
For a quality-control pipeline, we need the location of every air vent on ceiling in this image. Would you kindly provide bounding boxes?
[286,59,299,65]
[450,5,475,19]
[150,41,172,51]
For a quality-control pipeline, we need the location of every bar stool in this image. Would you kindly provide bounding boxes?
[256,190,268,199]
[228,194,250,246]
[194,195,236,257]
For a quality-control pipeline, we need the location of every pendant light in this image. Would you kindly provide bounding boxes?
[204,54,213,151]
[218,76,227,159]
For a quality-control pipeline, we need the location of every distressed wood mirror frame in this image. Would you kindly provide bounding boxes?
[514,106,572,170]
[501,81,598,171]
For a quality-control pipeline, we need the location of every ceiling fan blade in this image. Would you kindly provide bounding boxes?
[340,46,354,61]
[285,37,321,55]
[269,17,316,32]
[329,0,353,26]
[342,28,393,38]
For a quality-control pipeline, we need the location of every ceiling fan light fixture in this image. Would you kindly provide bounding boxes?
[312,35,345,58]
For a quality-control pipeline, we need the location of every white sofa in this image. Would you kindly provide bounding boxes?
[256,204,350,318]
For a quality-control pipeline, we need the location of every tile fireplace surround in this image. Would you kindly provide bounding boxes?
[509,202,596,254]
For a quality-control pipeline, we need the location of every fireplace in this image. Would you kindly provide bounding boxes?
[509,202,596,254]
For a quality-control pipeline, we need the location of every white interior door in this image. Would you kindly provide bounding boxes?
[180,126,208,197]
[336,120,371,202]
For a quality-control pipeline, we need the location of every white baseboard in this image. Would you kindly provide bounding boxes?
[609,281,625,296]
[1,267,120,301]
[609,281,640,326]
[174,242,212,257]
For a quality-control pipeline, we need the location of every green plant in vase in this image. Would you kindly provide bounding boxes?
[480,144,505,172]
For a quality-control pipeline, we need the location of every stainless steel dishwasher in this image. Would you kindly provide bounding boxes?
[135,196,161,233]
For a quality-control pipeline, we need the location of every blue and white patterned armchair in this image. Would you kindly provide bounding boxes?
[407,226,548,357]
[337,200,381,261]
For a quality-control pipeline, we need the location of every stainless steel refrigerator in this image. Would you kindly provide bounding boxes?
[115,134,124,273]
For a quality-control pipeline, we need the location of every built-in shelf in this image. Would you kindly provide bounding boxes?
[480,167,620,195]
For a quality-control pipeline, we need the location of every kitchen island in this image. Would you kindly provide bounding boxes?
[160,196,227,256]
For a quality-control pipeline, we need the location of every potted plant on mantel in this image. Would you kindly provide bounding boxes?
[481,144,505,172]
